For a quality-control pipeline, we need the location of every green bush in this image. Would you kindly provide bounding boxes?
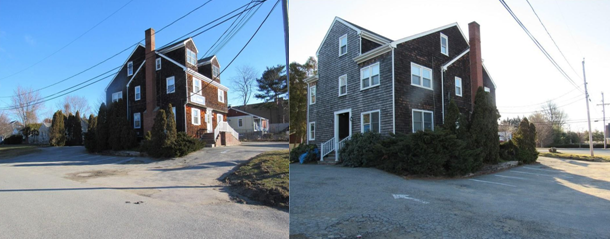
[84,131,96,152]
[339,132,384,167]
[3,135,23,144]
[289,143,319,163]
[49,110,66,146]
[161,132,205,157]
[514,118,538,164]
[499,139,518,161]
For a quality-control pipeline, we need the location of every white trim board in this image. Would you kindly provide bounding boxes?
[316,17,391,56]
[104,44,145,93]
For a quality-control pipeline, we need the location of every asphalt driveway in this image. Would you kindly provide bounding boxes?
[290,157,610,238]
[538,147,610,156]
[0,142,288,239]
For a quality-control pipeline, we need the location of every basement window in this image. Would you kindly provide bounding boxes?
[440,33,449,56]
[412,109,433,132]
[127,61,133,76]
[455,77,462,97]
[339,34,347,56]
[411,63,432,90]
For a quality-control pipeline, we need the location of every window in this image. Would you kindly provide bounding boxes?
[187,49,197,65]
[217,114,222,123]
[166,76,175,93]
[213,65,220,78]
[440,33,449,56]
[112,92,122,102]
[484,87,491,93]
[360,63,380,90]
[309,122,315,140]
[133,113,141,129]
[455,77,462,96]
[218,89,225,103]
[172,107,176,122]
[338,74,347,96]
[412,110,433,132]
[238,119,243,127]
[156,58,161,70]
[192,108,201,125]
[193,78,201,94]
[135,86,141,101]
[309,84,316,105]
[339,34,347,56]
[411,63,432,89]
[361,110,380,133]
[127,61,133,76]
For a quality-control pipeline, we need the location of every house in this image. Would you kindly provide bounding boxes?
[9,121,23,135]
[306,17,497,161]
[227,107,269,134]
[105,28,238,146]
[31,122,51,144]
[233,97,289,133]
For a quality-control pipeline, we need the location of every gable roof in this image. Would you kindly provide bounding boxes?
[390,22,468,48]
[158,38,198,54]
[104,43,145,93]
[228,107,268,119]
[197,55,220,68]
[316,17,392,56]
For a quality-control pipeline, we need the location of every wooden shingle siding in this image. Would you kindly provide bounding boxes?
[361,37,381,54]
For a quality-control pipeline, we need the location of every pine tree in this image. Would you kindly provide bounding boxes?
[443,99,460,134]
[84,114,97,152]
[73,111,83,145]
[96,103,109,151]
[469,87,500,165]
[149,109,167,157]
[49,111,66,146]
[107,100,123,151]
[166,103,177,144]
[87,114,97,131]
[514,117,539,163]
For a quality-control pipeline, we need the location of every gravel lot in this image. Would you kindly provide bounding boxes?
[290,157,610,238]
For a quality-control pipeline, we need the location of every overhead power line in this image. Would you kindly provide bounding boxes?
[497,85,583,108]
[499,96,585,114]
[204,1,264,57]
[202,0,256,57]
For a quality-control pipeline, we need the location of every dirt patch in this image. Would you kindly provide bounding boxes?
[65,170,128,182]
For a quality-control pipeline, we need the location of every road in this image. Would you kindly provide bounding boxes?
[538,147,610,156]
[290,156,610,238]
[0,142,288,239]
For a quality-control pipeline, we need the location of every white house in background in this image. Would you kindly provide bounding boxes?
[227,107,269,134]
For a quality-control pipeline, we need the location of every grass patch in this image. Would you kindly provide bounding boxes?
[0,145,42,159]
[226,150,289,208]
[540,152,610,162]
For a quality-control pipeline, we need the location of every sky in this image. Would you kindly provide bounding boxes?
[289,0,610,132]
[0,0,286,120]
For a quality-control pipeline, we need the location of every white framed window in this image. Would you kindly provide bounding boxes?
[484,87,491,93]
[455,77,462,97]
[213,65,220,78]
[360,63,380,90]
[309,122,315,140]
[338,74,347,96]
[156,58,161,70]
[217,114,222,123]
[133,113,141,129]
[411,63,433,90]
[172,107,176,122]
[135,86,141,101]
[238,119,243,127]
[127,61,133,76]
[166,76,175,94]
[440,33,449,56]
[309,84,316,105]
[412,109,434,132]
[192,108,201,125]
[187,49,197,65]
[218,89,225,103]
[361,110,380,133]
[193,78,201,95]
[339,34,347,56]
[112,91,122,102]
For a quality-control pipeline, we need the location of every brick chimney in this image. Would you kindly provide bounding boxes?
[469,22,483,110]
[143,28,157,133]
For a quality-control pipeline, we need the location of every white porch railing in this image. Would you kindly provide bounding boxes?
[336,136,351,161]
[320,137,335,160]
[215,121,239,141]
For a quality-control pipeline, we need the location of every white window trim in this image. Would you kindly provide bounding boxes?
[156,58,161,70]
[412,109,434,133]
[410,62,433,90]
[112,91,122,102]
[338,74,347,97]
[213,65,220,78]
[193,78,201,95]
[133,113,141,129]
[339,34,347,56]
[166,76,175,94]
[127,61,133,76]
[455,77,462,97]
[217,114,222,123]
[186,49,197,66]
[135,86,141,101]
[360,62,381,91]
[484,87,491,93]
[440,33,449,56]
[218,89,225,103]
[360,109,381,133]
[309,122,315,140]
[309,84,316,105]
[238,118,243,128]
[192,108,201,125]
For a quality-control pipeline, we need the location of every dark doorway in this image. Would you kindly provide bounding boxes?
[338,112,350,140]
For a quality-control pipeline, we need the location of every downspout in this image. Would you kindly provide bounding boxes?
[306,81,310,145]
[391,47,395,134]
[441,68,445,124]
[184,72,188,133]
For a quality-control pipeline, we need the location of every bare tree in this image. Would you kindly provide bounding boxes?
[232,65,257,108]
[529,112,553,147]
[56,95,90,116]
[0,110,12,137]
[542,101,567,130]
[11,85,43,125]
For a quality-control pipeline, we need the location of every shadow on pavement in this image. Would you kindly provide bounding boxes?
[0,185,222,192]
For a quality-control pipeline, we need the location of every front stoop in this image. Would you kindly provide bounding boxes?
[201,133,216,147]
[319,152,339,165]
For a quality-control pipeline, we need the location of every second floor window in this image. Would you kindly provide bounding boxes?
[339,34,347,56]
[127,61,133,76]
[309,83,316,105]
[213,65,220,78]
[441,33,448,56]
[360,63,380,90]
[338,74,347,96]
[218,89,225,103]
[135,86,141,101]
[455,77,462,96]
[156,58,161,70]
[411,63,432,90]
[187,49,197,65]
[167,76,175,93]
[193,78,201,94]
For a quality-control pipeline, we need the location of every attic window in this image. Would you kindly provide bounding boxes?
[213,65,220,78]
[127,62,133,76]
[440,33,448,56]
[187,49,197,65]
[484,87,491,93]
[339,34,347,56]
[156,58,161,70]
[218,89,225,103]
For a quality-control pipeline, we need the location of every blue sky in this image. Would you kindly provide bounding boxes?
[0,0,286,120]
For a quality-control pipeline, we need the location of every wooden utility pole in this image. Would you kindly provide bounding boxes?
[597,92,609,149]
[583,58,594,156]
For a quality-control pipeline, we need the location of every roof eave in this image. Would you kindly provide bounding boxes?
[353,44,393,64]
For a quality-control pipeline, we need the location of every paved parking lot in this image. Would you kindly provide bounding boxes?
[290,157,610,238]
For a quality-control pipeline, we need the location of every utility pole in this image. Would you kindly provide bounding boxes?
[282,0,289,93]
[583,58,594,156]
[597,92,609,149]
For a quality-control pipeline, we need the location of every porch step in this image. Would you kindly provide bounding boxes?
[318,152,338,165]
[201,133,216,147]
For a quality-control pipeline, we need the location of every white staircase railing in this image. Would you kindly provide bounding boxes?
[214,121,239,141]
[320,137,335,160]
[336,136,351,161]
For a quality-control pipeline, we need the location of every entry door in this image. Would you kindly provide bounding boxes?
[206,109,213,133]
